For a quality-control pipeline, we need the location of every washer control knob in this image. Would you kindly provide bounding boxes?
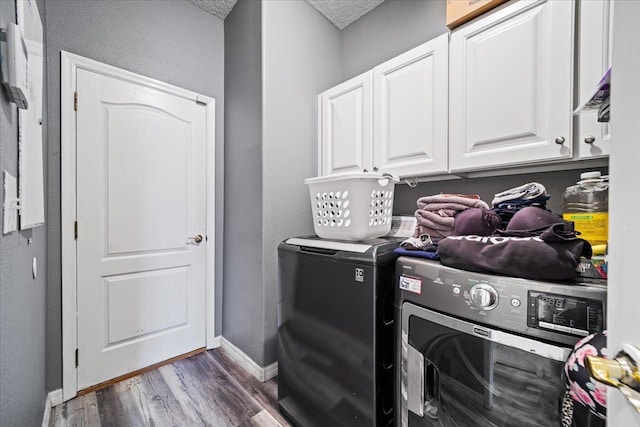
[470,284,498,310]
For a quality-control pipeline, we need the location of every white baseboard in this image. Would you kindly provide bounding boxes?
[263,361,279,381]
[209,335,222,349]
[49,389,64,407]
[41,389,63,427]
[220,337,278,382]
[41,395,51,427]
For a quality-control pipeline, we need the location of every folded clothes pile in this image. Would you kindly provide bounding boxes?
[491,182,551,228]
[438,207,592,281]
[395,234,439,259]
[401,194,491,248]
[412,194,491,241]
[396,205,501,259]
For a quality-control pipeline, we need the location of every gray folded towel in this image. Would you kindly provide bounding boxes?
[491,182,547,206]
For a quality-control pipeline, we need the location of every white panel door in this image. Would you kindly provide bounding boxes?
[373,34,449,178]
[320,71,373,176]
[76,68,206,390]
[449,0,574,172]
[577,0,612,159]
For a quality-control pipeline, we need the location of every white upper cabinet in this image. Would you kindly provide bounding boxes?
[319,71,373,176]
[373,33,449,177]
[319,35,449,178]
[576,0,612,159]
[449,0,574,172]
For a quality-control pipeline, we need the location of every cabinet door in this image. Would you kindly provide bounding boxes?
[319,71,373,176]
[449,0,574,172]
[577,0,612,159]
[373,34,449,177]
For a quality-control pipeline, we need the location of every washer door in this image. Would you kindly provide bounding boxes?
[400,302,571,427]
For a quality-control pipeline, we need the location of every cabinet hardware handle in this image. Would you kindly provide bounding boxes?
[363,168,368,172]
[584,136,596,144]
[373,166,379,172]
[555,136,565,145]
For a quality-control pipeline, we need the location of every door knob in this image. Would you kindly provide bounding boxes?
[188,234,203,244]
[586,344,640,414]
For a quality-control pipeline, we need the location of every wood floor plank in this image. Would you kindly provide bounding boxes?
[80,394,101,427]
[50,393,100,427]
[236,409,283,427]
[157,362,229,426]
[207,350,291,427]
[96,377,147,426]
[165,351,263,425]
[51,348,290,427]
[133,368,196,426]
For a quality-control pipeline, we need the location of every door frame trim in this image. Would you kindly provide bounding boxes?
[60,51,217,402]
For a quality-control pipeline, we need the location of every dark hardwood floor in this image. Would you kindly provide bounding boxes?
[50,348,293,427]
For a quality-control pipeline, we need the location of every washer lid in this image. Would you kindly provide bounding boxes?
[285,237,373,253]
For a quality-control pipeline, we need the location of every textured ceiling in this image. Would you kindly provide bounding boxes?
[186,0,386,29]
[305,0,385,29]
[186,0,238,20]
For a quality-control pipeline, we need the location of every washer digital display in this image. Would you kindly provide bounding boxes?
[528,291,604,337]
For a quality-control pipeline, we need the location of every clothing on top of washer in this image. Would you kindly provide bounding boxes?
[438,207,592,281]
[561,331,607,427]
[452,207,501,237]
[491,182,551,228]
[408,194,490,242]
[504,206,563,231]
[393,246,439,260]
[400,234,432,250]
[491,182,548,206]
[492,197,552,229]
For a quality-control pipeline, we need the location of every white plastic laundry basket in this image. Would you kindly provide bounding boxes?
[305,173,398,241]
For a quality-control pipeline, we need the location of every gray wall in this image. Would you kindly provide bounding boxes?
[262,0,342,364]
[44,0,225,390]
[223,0,264,364]
[223,0,342,366]
[0,1,49,425]
[341,0,447,80]
[394,169,609,217]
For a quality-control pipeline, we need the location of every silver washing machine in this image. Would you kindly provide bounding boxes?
[394,257,607,427]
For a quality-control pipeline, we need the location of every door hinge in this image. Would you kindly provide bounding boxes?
[75,349,79,367]
[74,221,78,240]
[74,91,78,111]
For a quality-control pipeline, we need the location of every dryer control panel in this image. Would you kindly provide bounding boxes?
[395,258,607,346]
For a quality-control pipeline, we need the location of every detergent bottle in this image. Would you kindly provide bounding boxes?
[562,171,609,254]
